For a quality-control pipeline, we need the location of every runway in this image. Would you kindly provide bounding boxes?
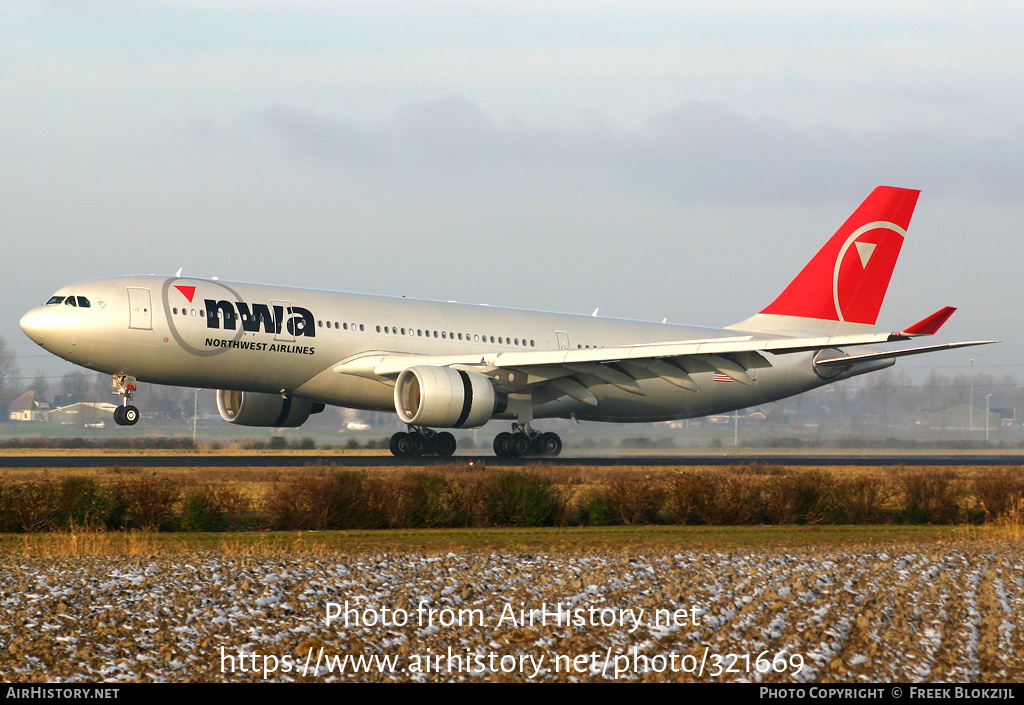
[0,453,1022,468]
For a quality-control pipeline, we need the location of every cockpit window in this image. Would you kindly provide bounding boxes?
[46,294,91,308]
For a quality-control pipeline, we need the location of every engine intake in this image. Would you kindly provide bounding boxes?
[216,390,323,427]
[394,366,505,428]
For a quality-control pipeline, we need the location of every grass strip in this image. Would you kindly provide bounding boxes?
[5,523,1016,557]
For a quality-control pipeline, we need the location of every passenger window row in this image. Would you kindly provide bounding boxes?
[315,320,537,347]
[317,320,363,331]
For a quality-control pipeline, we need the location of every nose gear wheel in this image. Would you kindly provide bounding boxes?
[111,374,140,426]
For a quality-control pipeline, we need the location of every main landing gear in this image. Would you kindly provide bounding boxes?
[390,427,457,457]
[493,423,562,458]
[389,424,563,458]
[112,374,140,427]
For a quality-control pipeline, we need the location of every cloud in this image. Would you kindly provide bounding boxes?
[256,105,379,163]
[252,97,1024,203]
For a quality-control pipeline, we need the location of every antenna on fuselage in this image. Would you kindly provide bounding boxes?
[174,268,183,277]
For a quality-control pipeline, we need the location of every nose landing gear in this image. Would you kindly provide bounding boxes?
[112,374,140,426]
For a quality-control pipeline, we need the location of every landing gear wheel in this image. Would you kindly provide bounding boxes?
[431,432,457,457]
[510,433,531,458]
[531,435,545,455]
[494,432,513,458]
[111,375,139,428]
[538,432,562,457]
[390,432,409,457]
[403,432,427,457]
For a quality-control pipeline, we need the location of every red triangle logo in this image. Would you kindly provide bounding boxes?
[175,285,196,303]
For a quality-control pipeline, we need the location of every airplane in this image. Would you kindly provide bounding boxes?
[19,186,994,457]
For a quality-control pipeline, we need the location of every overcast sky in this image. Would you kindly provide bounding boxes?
[3,1,1020,390]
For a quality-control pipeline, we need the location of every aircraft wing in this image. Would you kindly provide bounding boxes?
[334,307,996,406]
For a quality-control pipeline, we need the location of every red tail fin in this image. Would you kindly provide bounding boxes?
[732,186,919,335]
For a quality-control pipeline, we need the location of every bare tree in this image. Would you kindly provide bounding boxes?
[58,370,90,401]
[28,370,51,404]
[0,337,21,408]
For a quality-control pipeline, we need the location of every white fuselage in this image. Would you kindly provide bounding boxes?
[20,275,878,425]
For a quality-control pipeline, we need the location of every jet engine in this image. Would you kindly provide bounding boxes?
[394,366,506,428]
[216,390,324,427]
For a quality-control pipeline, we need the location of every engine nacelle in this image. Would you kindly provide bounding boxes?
[394,366,506,428]
[216,390,324,427]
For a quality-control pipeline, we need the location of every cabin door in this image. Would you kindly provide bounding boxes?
[127,288,152,330]
[273,299,295,342]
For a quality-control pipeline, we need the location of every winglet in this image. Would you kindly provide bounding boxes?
[902,306,956,336]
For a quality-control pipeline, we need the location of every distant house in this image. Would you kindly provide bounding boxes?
[7,391,51,421]
[49,402,118,427]
[926,404,1004,430]
[52,394,85,409]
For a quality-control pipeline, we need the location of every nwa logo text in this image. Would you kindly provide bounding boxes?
[204,299,315,337]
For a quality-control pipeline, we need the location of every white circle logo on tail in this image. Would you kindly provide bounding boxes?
[832,220,906,323]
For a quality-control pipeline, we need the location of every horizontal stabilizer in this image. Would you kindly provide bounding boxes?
[815,340,998,367]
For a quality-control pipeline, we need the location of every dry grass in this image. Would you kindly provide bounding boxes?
[17,528,159,556]
[994,498,1024,540]
[8,524,976,557]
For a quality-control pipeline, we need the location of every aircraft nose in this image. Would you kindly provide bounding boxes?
[20,307,52,345]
